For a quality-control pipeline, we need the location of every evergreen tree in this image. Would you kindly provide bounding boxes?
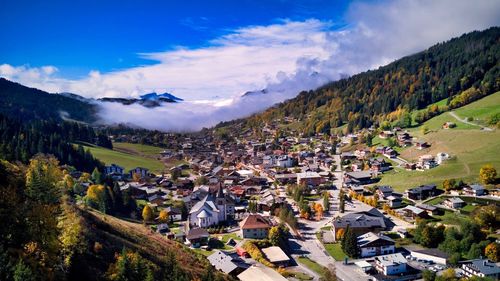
[91,167,102,184]
[13,260,35,281]
[341,226,359,258]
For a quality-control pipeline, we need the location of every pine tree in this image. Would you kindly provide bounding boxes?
[341,226,359,258]
[13,260,35,281]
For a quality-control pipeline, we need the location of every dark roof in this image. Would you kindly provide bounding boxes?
[240,214,272,229]
[409,248,449,259]
[186,227,209,240]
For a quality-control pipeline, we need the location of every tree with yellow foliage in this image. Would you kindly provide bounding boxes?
[142,205,153,223]
[158,209,169,223]
[485,242,500,262]
[336,229,345,241]
[480,164,497,184]
[132,172,142,182]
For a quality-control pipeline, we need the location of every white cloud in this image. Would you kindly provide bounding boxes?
[1,0,499,131]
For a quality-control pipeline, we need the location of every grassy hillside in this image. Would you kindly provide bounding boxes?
[113,142,164,158]
[378,92,500,191]
[81,142,165,173]
[72,208,231,281]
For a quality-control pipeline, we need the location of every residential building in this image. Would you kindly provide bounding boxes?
[405,184,437,200]
[239,214,272,239]
[331,209,386,241]
[400,205,427,219]
[377,186,394,199]
[375,253,407,275]
[415,204,438,216]
[387,196,402,208]
[461,259,500,279]
[186,227,209,248]
[357,232,395,257]
[104,164,124,176]
[207,250,245,276]
[296,172,322,186]
[129,167,150,178]
[463,184,485,196]
[345,171,373,185]
[443,197,466,209]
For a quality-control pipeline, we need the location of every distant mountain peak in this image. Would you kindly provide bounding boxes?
[140,92,183,102]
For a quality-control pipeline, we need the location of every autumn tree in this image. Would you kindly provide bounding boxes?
[335,229,345,241]
[268,224,289,247]
[314,203,324,220]
[142,205,154,222]
[485,243,500,262]
[158,210,169,223]
[479,164,497,184]
[132,172,142,182]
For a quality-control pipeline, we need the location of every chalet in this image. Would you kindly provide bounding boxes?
[386,196,402,208]
[350,185,365,195]
[129,167,150,178]
[207,251,245,276]
[379,131,394,139]
[405,184,437,200]
[104,164,124,176]
[296,172,322,187]
[375,253,407,275]
[383,147,398,159]
[261,246,290,267]
[239,214,272,239]
[463,184,485,196]
[345,171,373,185]
[415,141,431,150]
[274,173,297,184]
[442,122,456,129]
[377,186,394,199]
[340,152,356,160]
[443,197,466,209]
[396,132,413,147]
[148,194,165,205]
[186,227,209,248]
[357,232,395,258]
[331,209,386,241]
[400,205,427,219]
[418,155,437,170]
[165,206,183,222]
[369,157,391,173]
[461,259,500,280]
[416,204,438,216]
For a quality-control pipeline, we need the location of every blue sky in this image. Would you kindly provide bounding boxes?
[0,0,349,78]
[1,0,499,131]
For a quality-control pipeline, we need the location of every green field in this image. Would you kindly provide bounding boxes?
[113,142,164,158]
[323,243,346,261]
[452,92,500,125]
[81,142,166,173]
[297,257,326,276]
[378,92,500,191]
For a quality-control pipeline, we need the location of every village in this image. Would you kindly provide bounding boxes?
[69,120,500,281]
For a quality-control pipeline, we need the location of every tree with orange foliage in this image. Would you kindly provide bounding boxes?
[336,229,345,241]
[132,172,141,182]
[314,203,324,220]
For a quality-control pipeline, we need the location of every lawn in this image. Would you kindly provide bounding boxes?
[113,142,164,158]
[323,243,346,261]
[379,120,500,191]
[452,91,500,125]
[297,257,326,276]
[81,142,166,173]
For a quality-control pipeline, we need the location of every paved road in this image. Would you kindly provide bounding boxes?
[449,111,493,131]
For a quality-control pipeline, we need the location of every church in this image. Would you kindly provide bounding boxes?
[188,184,235,228]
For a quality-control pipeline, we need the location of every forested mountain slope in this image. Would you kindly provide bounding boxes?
[239,27,500,135]
[0,78,97,123]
